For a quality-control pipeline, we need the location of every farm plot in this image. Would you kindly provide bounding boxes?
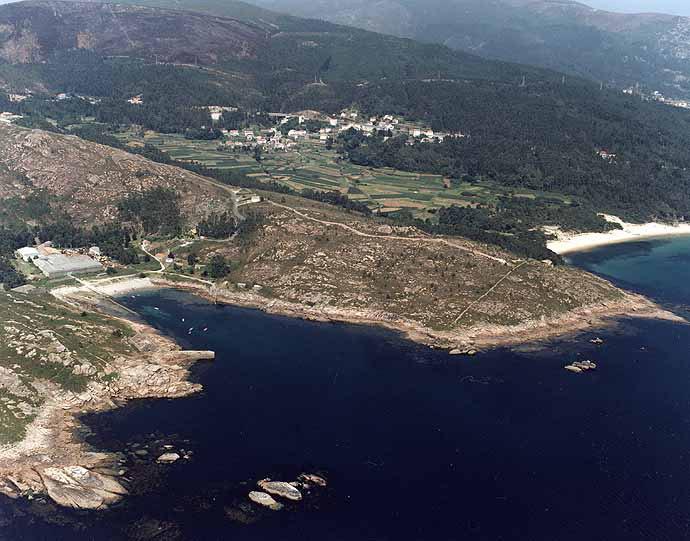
[112,129,571,218]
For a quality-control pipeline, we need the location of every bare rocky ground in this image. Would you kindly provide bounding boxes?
[168,194,678,349]
[0,123,229,225]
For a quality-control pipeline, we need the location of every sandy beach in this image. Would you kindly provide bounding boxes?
[546,215,690,254]
[53,276,156,299]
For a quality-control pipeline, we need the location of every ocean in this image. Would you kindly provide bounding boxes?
[3,236,690,540]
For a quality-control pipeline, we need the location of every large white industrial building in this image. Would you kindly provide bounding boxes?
[31,254,103,279]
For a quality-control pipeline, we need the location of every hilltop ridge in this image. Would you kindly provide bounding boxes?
[238,0,690,98]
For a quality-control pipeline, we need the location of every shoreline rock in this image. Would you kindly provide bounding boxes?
[2,270,679,511]
[38,466,128,510]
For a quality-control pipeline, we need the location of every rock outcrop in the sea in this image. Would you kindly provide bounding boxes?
[157,452,181,464]
[37,466,128,510]
[564,360,597,373]
[248,491,283,510]
[257,479,303,501]
[449,346,478,356]
[244,473,327,516]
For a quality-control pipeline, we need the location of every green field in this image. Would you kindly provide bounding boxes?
[114,130,571,219]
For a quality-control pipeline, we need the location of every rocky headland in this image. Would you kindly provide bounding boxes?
[0,294,214,510]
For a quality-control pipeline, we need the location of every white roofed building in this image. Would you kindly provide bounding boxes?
[32,254,103,279]
[16,247,39,262]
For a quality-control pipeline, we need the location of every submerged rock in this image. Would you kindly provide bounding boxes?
[38,466,128,510]
[298,473,327,487]
[257,479,302,501]
[248,491,283,510]
[225,503,260,524]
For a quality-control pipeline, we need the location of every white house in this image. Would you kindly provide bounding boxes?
[16,247,39,262]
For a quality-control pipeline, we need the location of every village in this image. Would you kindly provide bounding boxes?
[217,109,466,153]
[623,85,690,110]
[1,88,466,154]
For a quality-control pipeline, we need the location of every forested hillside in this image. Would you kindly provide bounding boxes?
[2,0,690,256]
[242,0,690,100]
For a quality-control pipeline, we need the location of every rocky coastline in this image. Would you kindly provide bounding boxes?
[0,272,684,512]
[149,276,685,352]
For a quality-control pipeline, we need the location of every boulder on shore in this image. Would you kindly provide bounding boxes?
[38,466,128,510]
[248,491,283,511]
[257,479,302,501]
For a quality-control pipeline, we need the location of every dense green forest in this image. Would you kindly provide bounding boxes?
[0,187,187,289]
[117,187,185,237]
[394,199,621,263]
[0,226,34,288]
[335,81,690,224]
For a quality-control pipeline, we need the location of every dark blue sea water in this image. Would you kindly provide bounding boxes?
[4,236,690,540]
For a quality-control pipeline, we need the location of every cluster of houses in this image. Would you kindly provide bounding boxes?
[597,149,617,162]
[221,127,296,151]
[207,105,238,121]
[219,110,465,152]
[623,87,690,110]
[0,112,22,124]
[16,243,104,279]
[651,93,690,110]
